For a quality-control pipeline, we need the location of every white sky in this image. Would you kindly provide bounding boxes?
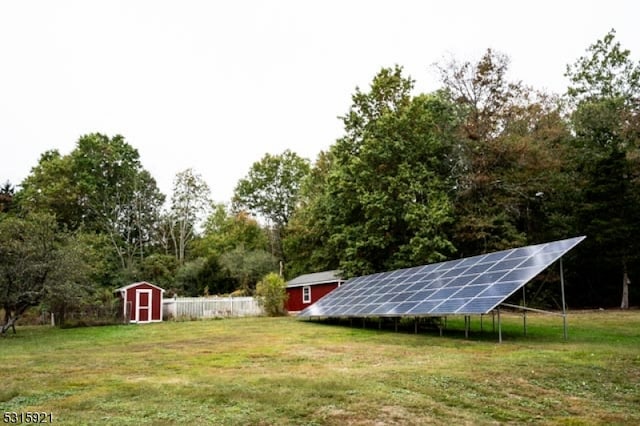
[2,0,639,203]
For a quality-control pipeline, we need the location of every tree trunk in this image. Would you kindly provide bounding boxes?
[1,316,18,334]
[1,308,15,334]
[621,262,630,309]
[1,305,31,334]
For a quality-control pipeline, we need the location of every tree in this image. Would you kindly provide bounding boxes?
[17,150,81,229]
[299,67,457,277]
[255,272,288,316]
[565,29,640,308]
[172,255,236,297]
[232,150,310,260]
[138,254,179,290]
[101,168,165,274]
[0,181,15,213]
[168,168,211,265]
[340,65,414,146]
[219,246,277,294]
[283,151,340,278]
[436,49,525,142]
[566,29,640,103]
[173,204,268,297]
[41,233,98,326]
[436,50,571,256]
[70,134,165,272]
[172,257,205,296]
[197,203,268,257]
[0,213,92,333]
[17,134,165,276]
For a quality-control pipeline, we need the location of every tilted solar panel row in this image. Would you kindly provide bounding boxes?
[298,236,585,318]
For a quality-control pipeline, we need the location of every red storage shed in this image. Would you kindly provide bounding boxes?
[286,270,343,313]
[115,282,165,323]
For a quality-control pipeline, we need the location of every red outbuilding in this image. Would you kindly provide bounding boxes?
[115,282,165,323]
[286,270,343,313]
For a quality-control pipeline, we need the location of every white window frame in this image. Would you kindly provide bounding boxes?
[302,285,311,304]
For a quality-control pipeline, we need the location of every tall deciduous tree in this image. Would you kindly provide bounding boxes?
[298,66,457,277]
[565,29,640,308]
[72,134,165,274]
[17,134,165,276]
[232,150,310,261]
[436,49,525,143]
[566,29,640,102]
[437,50,571,256]
[169,168,211,265]
[283,150,339,279]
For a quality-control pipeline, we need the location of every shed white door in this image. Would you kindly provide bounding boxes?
[136,289,152,323]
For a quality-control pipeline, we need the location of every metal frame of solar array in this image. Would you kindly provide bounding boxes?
[298,236,586,318]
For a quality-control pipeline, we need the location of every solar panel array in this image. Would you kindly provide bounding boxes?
[298,236,585,318]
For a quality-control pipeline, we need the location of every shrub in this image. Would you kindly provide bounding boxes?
[255,272,288,316]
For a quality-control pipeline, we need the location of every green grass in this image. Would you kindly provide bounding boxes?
[1,311,639,425]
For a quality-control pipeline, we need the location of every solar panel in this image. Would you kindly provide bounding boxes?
[297,236,585,318]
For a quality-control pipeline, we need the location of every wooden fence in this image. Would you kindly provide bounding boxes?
[163,296,263,320]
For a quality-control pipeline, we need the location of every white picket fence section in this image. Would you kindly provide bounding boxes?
[163,296,263,320]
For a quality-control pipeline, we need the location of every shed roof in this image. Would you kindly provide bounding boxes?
[286,270,343,288]
[114,281,165,293]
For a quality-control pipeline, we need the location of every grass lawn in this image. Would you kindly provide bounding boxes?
[1,310,639,425]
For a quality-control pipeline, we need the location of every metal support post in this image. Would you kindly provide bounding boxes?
[560,257,568,340]
[498,307,502,343]
[523,286,527,337]
[464,315,470,339]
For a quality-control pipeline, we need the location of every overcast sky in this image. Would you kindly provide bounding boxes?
[2,1,639,203]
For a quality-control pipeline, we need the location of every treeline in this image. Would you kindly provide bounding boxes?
[1,30,639,328]
[284,30,639,309]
